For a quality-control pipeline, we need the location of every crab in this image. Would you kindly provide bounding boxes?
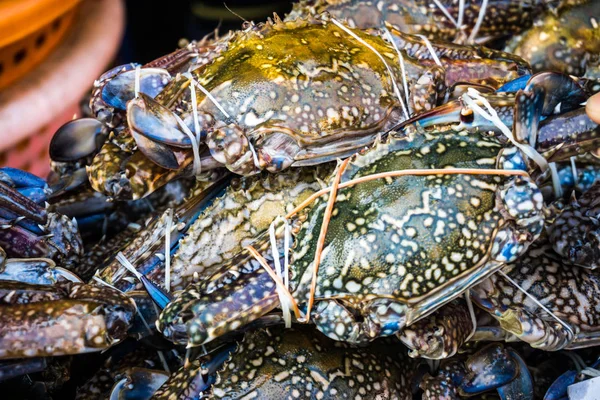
[83,14,530,200]
[286,0,553,44]
[505,0,600,77]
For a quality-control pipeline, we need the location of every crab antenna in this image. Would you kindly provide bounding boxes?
[331,18,410,120]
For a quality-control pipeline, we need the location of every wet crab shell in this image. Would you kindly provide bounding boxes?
[290,126,544,340]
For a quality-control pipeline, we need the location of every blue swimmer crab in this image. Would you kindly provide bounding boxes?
[287,0,555,44]
[84,14,530,200]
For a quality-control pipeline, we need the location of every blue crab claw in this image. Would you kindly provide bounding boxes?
[49,118,108,162]
[537,107,600,163]
[48,168,91,198]
[544,359,600,400]
[496,75,532,92]
[102,67,172,111]
[109,368,169,400]
[544,369,577,400]
[514,86,544,144]
[524,72,587,116]
[0,180,47,224]
[459,344,519,396]
[130,129,183,170]
[127,93,193,148]
[0,257,82,285]
[496,348,534,400]
[0,167,46,191]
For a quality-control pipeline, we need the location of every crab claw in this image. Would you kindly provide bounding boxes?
[49,118,108,162]
[496,349,534,400]
[101,67,172,111]
[524,72,587,116]
[128,93,193,148]
[0,180,47,224]
[459,344,519,395]
[109,368,169,400]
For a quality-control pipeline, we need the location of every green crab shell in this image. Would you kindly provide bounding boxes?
[291,127,543,326]
[156,17,407,165]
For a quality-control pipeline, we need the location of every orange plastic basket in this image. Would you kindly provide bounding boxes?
[0,0,124,176]
[0,0,81,90]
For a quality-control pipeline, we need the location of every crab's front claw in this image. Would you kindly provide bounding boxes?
[102,67,171,111]
[496,348,534,400]
[524,72,587,116]
[128,93,195,149]
[109,368,169,400]
[459,344,519,396]
[49,118,108,163]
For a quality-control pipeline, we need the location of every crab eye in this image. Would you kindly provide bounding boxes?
[460,108,474,124]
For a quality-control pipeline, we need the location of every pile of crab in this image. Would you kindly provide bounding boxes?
[2,0,600,398]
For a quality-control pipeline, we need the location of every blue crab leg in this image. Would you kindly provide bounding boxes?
[0,358,47,382]
[0,300,120,359]
[0,167,47,190]
[0,181,47,224]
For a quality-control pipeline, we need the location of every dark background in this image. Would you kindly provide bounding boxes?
[119,0,294,64]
